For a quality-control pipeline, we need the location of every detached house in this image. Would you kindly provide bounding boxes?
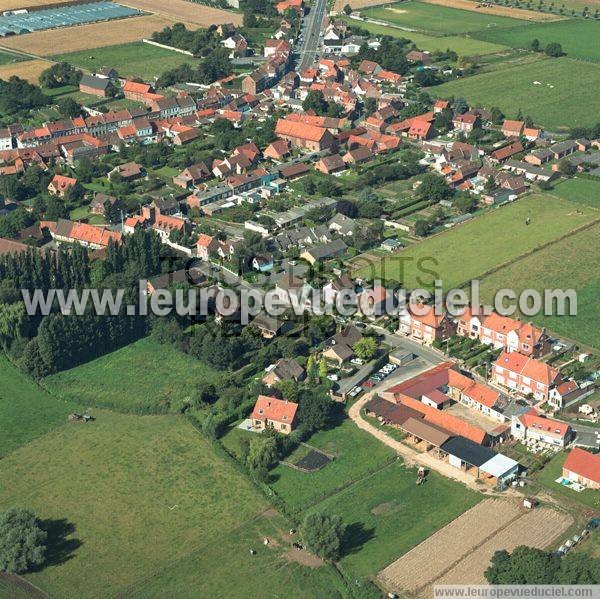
[562,447,600,489]
[492,351,561,401]
[511,408,572,449]
[48,174,77,197]
[501,120,524,138]
[251,395,298,434]
[452,113,478,133]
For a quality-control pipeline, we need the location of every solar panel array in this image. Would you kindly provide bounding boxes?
[0,2,143,37]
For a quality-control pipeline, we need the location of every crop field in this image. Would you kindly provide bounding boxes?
[430,57,600,129]
[0,411,287,598]
[474,19,600,63]
[379,498,522,594]
[0,14,199,55]
[119,0,243,26]
[477,222,600,349]
[54,41,197,80]
[0,356,76,458]
[356,194,598,290]
[309,460,481,579]
[1,0,77,9]
[0,58,51,83]
[434,508,572,587]
[347,19,508,55]
[420,0,565,20]
[363,1,525,34]
[44,337,223,413]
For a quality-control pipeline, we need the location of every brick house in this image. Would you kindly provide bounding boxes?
[275,118,337,152]
[251,395,298,434]
[398,304,454,344]
[492,351,561,401]
[511,408,572,448]
[48,174,77,197]
[562,447,600,489]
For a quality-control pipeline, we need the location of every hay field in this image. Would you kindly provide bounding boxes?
[119,0,243,25]
[335,0,397,12]
[0,58,52,83]
[421,0,565,21]
[379,501,572,597]
[1,0,73,9]
[0,15,199,55]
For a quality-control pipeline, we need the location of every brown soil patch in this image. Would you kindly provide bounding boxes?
[421,0,566,21]
[263,507,279,518]
[283,548,325,568]
[371,501,396,515]
[0,15,200,56]
[0,59,53,83]
[119,0,243,26]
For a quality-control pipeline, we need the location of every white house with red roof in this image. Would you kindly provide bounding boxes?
[562,447,600,489]
[492,351,561,401]
[511,408,572,449]
[251,395,298,435]
[48,174,77,197]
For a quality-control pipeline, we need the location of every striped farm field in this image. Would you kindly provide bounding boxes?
[0,15,200,56]
[420,0,566,20]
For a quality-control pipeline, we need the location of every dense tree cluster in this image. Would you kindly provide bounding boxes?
[0,508,46,574]
[0,76,49,116]
[39,62,82,89]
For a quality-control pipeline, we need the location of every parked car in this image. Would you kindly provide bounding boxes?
[348,386,363,399]
[327,374,339,382]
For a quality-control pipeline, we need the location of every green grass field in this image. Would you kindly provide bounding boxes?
[310,460,481,578]
[0,411,342,598]
[551,177,600,207]
[0,51,29,66]
[474,19,600,63]
[267,418,396,509]
[0,356,76,458]
[431,57,600,129]
[357,194,597,289]
[53,42,197,80]
[44,337,223,413]
[347,19,508,55]
[478,222,600,349]
[364,0,525,34]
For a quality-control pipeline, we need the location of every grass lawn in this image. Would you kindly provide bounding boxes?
[474,19,600,63]
[0,50,29,66]
[0,412,274,598]
[430,57,600,130]
[357,194,597,290]
[53,41,198,80]
[536,451,600,510]
[127,511,346,598]
[310,460,481,578]
[478,222,600,349]
[551,177,600,208]
[0,356,76,458]
[261,416,395,509]
[346,19,508,55]
[43,337,224,413]
[363,0,525,34]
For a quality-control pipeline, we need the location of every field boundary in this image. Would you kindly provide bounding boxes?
[458,215,600,290]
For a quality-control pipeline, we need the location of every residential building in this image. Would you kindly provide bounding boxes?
[562,447,600,489]
[251,395,298,434]
[511,408,572,449]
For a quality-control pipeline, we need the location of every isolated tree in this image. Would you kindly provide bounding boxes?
[417,173,453,204]
[414,219,431,237]
[530,38,541,51]
[545,42,563,57]
[557,158,576,176]
[306,355,317,382]
[353,337,377,360]
[297,390,332,432]
[318,357,328,382]
[343,3,352,14]
[0,508,46,574]
[491,106,505,125]
[453,97,469,114]
[302,512,345,561]
[246,435,278,471]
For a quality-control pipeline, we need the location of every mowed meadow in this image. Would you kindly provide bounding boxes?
[430,57,600,129]
[356,194,598,289]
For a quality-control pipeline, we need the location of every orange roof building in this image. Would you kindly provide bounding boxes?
[251,395,298,435]
[563,447,600,489]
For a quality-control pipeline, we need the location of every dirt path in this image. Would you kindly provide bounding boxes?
[0,573,50,599]
[349,394,519,494]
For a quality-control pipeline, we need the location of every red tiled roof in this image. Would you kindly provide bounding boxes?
[518,408,570,437]
[494,351,559,386]
[275,118,328,142]
[251,395,298,424]
[563,447,600,484]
